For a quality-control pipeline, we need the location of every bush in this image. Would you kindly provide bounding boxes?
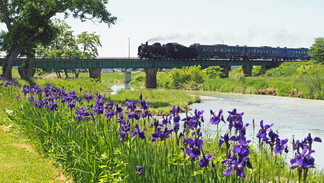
[203,66,224,79]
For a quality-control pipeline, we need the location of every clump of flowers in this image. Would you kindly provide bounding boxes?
[291,133,321,182]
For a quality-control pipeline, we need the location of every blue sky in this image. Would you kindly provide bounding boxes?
[2,0,324,57]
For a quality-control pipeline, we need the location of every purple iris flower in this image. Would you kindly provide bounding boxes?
[256,120,273,139]
[136,166,143,175]
[274,138,289,154]
[210,109,225,125]
[125,110,140,120]
[222,153,252,178]
[120,122,132,142]
[161,115,172,126]
[173,123,180,133]
[304,133,322,150]
[33,99,45,108]
[151,127,173,142]
[171,105,183,123]
[28,95,35,102]
[226,108,244,132]
[149,119,162,131]
[16,94,21,99]
[219,133,230,147]
[232,138,251,158]
[115,104,123,113]
[184,138,203,160]
[291,147,315,170]
[84,92,92,102]
[67,100,76,109]
[141,109,152,119]
[47,101,58,111]
[199,151,215,168]
[131,124,147,139]
[75,107,90,121]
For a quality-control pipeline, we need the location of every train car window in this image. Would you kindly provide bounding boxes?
[235,49,237,52]
[221,48,223,52]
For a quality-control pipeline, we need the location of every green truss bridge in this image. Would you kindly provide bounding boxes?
[0,57,276,68]
[0,57,279,88]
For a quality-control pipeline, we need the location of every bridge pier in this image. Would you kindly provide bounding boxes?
[242,65,253,76]
[144,68,158,88]
[124,68,131,83]
[220,65,231,78]
[89,68,102,80]
[261,61,279,72]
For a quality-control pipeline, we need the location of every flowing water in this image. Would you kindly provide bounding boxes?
[109,84,324,169]
[186,90,324,169]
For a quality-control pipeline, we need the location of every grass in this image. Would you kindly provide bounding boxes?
[109,88,201,115]
[0,126,71,183]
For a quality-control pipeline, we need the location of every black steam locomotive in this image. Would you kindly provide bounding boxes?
[138,42,311,61]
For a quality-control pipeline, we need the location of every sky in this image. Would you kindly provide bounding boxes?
[1,0,324,58]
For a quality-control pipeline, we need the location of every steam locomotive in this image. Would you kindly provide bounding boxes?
[138,42,311,61]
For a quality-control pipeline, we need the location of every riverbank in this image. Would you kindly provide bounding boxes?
[0,75,200,182]
[129,61,324,100]
[5,80,324,182]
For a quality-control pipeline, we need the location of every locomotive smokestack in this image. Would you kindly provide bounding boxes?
[146,42,148,46]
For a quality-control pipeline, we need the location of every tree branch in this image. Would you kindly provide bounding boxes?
[45,3,69,19]
[0,0,11,29]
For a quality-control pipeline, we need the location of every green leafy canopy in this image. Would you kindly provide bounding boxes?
[0,0,116,79]
[309,37,324,64]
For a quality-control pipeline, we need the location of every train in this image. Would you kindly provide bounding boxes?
[138,42,311,61]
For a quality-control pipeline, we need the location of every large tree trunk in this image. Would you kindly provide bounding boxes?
[18,57,35,79]
[3,46,22,80]
[25,57,34,79]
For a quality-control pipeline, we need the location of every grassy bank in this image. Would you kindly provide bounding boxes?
[0,76,200,182]
[129,62,324,100]
[5,82,324,182]
[0,79,71,182]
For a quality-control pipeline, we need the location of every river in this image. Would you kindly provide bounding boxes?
[109,84,324,169]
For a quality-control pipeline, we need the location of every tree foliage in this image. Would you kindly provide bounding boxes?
[0,0,117,79]
[309,37,324,64]
[36,19,102,77]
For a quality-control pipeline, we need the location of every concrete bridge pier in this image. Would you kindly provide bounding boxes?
[89,68,102,80]
[220,65,231,78]
[144,68,158,88]
[242,65,253,76]
[124,68,131,83]
[261,61,279,72]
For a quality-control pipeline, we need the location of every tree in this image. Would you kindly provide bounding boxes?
[36,19,102,78]
[77,31,102,58]
[36,18,80,78]
[309,37,324,64]
[0,0,116,79]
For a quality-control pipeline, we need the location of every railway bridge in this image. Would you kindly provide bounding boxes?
[0,58,279,88]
